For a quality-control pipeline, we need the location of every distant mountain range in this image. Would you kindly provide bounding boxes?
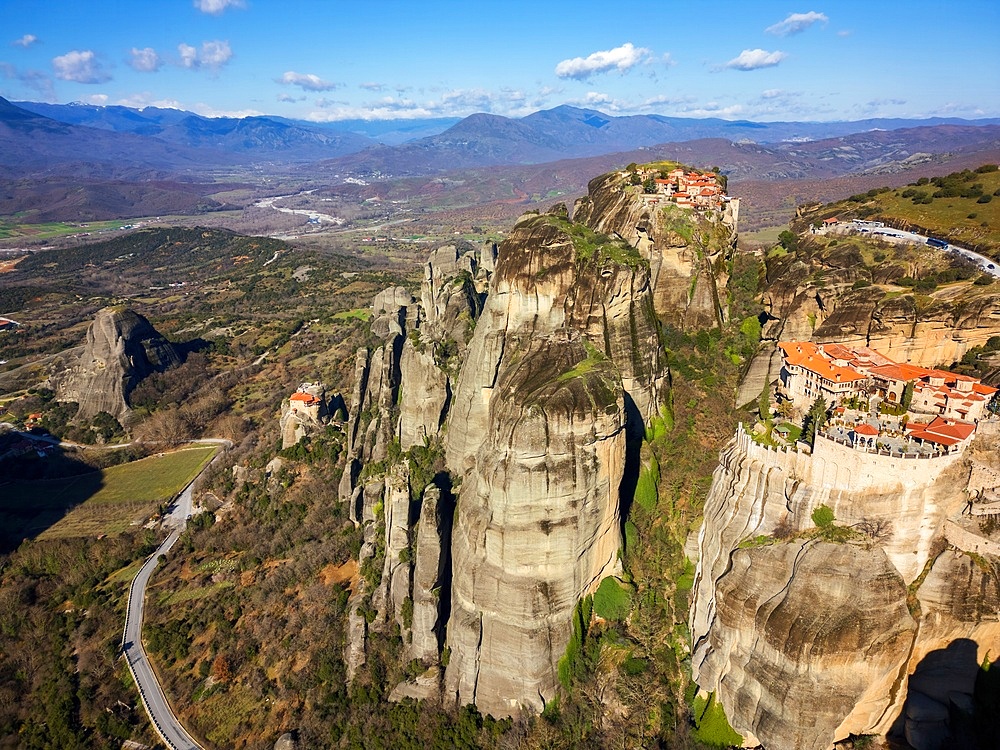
[6,97,1000,178]
[3,96,1000,228]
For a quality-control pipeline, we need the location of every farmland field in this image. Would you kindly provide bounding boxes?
[0,445,217,543]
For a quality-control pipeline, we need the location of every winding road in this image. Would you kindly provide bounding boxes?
[121,442,230,750]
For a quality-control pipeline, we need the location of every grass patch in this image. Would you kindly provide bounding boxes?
[634,454,660,512]
[159,581,234,606]
[692,692,743,747]
[2,445,216,540]
[557,340,608,382]
[332,308,371,322]
[592,577,632,621]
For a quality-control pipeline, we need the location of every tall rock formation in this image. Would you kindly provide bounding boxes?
[338,164,735,716]
[444,336,627,715]
[53,306,181,421]
[574,167,738,331]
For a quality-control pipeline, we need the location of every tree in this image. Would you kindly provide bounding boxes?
[802,396,829,447]
[811,504,835,529]
[777,230,799,252]
[901,381,915,411]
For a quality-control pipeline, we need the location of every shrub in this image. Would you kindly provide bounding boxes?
[977,194,993,204]
[812,504,835,529]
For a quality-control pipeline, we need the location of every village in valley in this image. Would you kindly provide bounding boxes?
[768,340,998,458]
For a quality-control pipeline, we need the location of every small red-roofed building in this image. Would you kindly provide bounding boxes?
[852,422,880,449]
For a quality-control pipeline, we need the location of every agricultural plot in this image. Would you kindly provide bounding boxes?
[0,445,216,545]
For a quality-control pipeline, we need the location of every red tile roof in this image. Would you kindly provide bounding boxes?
[854,423,879,436]
[290,392,320,404]
[778,341,868,384]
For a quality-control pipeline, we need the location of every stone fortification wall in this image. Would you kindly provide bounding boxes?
[735,425,963,492]
[944,520,1000,557]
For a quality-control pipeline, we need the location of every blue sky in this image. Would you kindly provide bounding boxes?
[1,0,998,122]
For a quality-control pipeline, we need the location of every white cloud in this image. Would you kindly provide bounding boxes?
[725,49,787,71]
[277,93,305,103]
[679,102,745,118]
[177,40,232,70]
[359,82,385,91]
[279,71,338,92]
[555,42,651,80]
[52,50,112,83]
[12,34,37,48]
[194,0,245,15]
[305,86,544,121]
[761,89,784,99]
[178,43,198,68]
[766,11,829,36]
[128,47,161,72]
[83,94,108,105]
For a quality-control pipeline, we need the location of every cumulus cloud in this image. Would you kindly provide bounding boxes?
[725,49,787,71]
[12,34,38,48]
[83,94,108,105]
[278,71,338,92]
[194,0,245,14]
[277,93,305,103]
[52,50,112,83]
[307,86,545,121]
[555,42,651,79]
[177,40,232,70]
[766,11,828,36]
[128,47,161,72]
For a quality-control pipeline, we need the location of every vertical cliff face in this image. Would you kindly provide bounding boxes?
[54,306,181,421]
[444,337,626,715]
[337,194,678,713]
[445,209,669,477]
[573,170,738,331]
[691,428,1000,750]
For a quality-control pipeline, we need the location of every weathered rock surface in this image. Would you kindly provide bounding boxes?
[888,550,1000,750]
[54,306,181,421]
[761,243,1000,371]
[695,541,916,750]
[445,209,668,477]
[691,424,1000,749]
[408,484,450,663]
[574,170,738,330]
[443,336,626,716]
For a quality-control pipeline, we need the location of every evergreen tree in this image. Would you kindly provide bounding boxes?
[802,396,829,447]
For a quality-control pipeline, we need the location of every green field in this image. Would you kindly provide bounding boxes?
[0,219,127,241]
[0,445,217,541]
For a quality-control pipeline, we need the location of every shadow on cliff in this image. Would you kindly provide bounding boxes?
[428,470,455,652]
[0,432,104,554]
[888,638,1000,750]
[617,393,644,550]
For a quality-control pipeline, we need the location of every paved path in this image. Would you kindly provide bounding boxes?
[121,445,227,750]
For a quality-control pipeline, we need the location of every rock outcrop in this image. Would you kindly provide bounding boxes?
[574,169,738,330]
[53,306,181,421]
[444,336,627,716]
[338,166,739,717]
[278,382,338,449]
[691,425,1000,750]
